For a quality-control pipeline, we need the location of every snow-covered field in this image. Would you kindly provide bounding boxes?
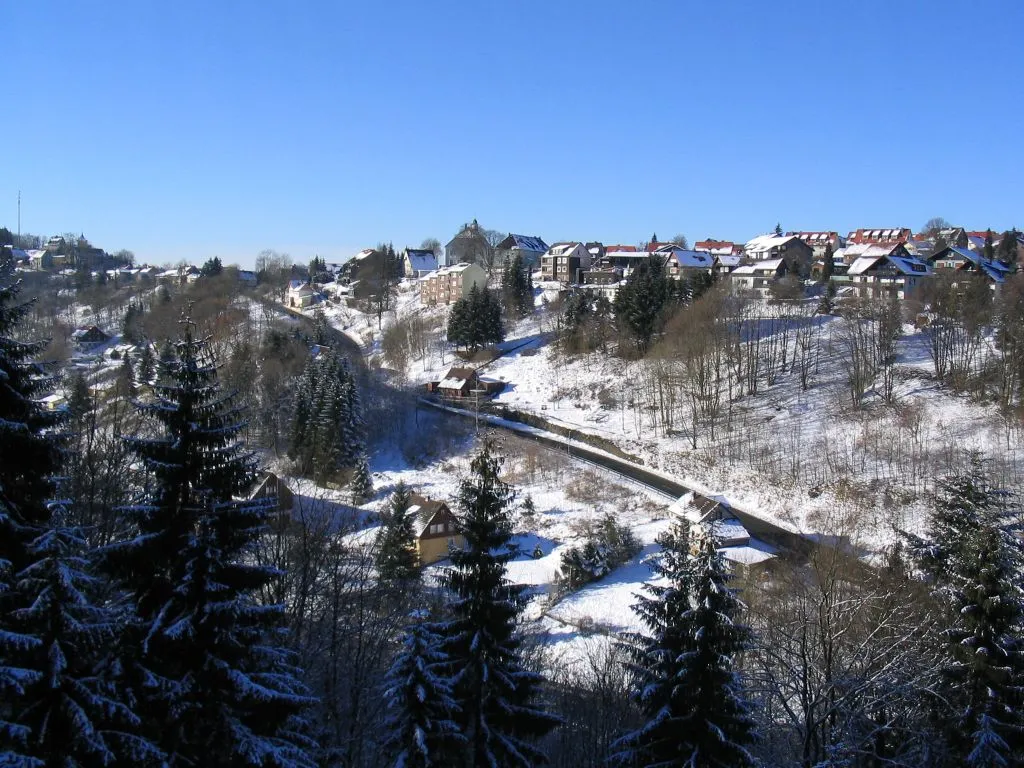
[303,282,1024,554]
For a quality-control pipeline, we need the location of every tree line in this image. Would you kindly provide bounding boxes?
[5,251,1024,766]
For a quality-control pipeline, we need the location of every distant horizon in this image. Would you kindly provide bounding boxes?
[4,1,1021,271]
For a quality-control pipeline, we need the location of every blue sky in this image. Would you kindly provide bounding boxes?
[3,1,1022,267]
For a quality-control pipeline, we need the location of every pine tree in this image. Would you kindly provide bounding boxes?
[376,482,420,584]
[12,506,161,766]
[774,222,784,236]
[383,619,466,768]
[433,440,559,767]
[613,255,672,353]
[822,242,835,283]
[613,520,757,768]
[102,314,317,768]
[136,342,155,385]
[351,454,373,504]
[984,229,996,262]
[0,253,64,761]
[997,230,1020,265]
[910,455,1024,765]
[289,351,364,480]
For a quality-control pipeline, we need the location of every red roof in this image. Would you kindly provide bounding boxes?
[695,239,742,254]
[604,244,637,252]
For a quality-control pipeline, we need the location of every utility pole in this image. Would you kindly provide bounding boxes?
[17,190,21,245]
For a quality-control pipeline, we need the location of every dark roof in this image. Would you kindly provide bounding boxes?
[408,494,452,537]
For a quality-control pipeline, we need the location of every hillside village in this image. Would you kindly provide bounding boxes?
[4,216,1024,766]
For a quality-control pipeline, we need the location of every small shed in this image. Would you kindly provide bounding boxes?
[409,494,465,565]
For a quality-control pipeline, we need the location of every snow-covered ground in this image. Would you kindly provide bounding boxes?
[300,284,1024,555]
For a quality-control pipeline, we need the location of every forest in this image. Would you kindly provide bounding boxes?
[3,251,1024,768]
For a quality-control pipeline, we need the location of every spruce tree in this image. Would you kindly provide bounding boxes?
[12,506,160,766]
[613,520,757,768]
[376,482,420,584]
[136,341,155,385]
[383,619,465,768]
[433,440,559,767]
[289,351,364,481]
[774,222,784,236]
[613,255,672,353]
[0,254,64,760]
[983,229,996,262]
[910,455,1024,765]
[351,454,373,504]
[822,242,835,283]
[102,314,317,767]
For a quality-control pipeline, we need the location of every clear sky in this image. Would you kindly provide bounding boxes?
[3,1,1022,268]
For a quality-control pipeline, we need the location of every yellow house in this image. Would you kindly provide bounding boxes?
[409,494,464,565]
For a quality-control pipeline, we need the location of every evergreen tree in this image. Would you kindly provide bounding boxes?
[447,286,504,352]
[136,342,155,385]
[102,315,317,767]
[199,256,223,277]
[501,254,533,318]
[0,255,67,760]
[910,455,1024,765]
[351,454,373,504]
[997,230,1020,265]
[774,222,784,236]
[822,242,835,283]
[613,521,757,768]
[288,351,363,481]
[12,507,161,766]
[376,482,420,585]
[383,619,465,768]
[983,229,996,262]
[433,441,559,767]
[66,369,92,425]
[613,255,672,354]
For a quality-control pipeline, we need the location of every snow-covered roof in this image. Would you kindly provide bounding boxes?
[666,249,713,269]
[744,234,799,253]
[848,254,930,276]
[353,248,377,261]
[721,542,776,566]
[404,249,438,273]
[546,242,582,256]
[508,234,548,253]
[714,254,742,267]
[605,250,651,260]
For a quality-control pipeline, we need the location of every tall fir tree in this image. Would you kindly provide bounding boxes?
[910,455,1024,765]
[983,229,996,262]
[613,255,672,353]
[0,253,65,761]
[12,505,161,766]
[376,482,420,585]
[433,441,559,767]
[822,242,835,283]
[447,285,504,352]
[613,520,757,768]
[383,619,465,768]
[350,454,373,504]
[102,314,317,767]
[288,351,363,481]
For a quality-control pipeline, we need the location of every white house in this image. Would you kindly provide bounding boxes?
[729,259,787,298]
[847,252,932,299]
[287,280,316,308]
[540,242,591,283]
